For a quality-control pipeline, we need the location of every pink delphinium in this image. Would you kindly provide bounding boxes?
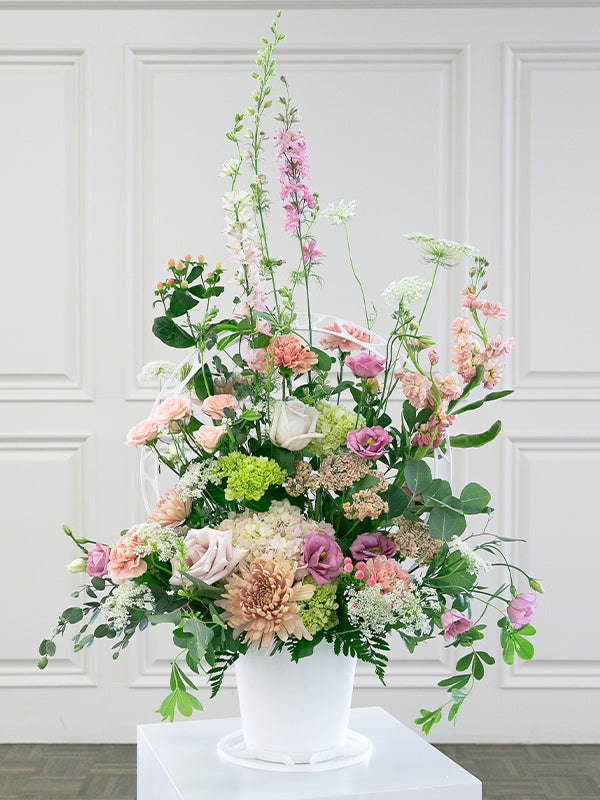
[441,609,473,641]
[302,239,324,266]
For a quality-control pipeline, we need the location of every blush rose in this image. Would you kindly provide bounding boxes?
[171,527,246,587]
[269,399,323,451]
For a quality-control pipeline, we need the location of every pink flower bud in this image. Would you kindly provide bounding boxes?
[343,563,354,573]
[428,349,439,365]
[355,570,365,580]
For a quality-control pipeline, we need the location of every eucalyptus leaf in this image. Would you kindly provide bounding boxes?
[404,460,433,495]
[428,506,467,540]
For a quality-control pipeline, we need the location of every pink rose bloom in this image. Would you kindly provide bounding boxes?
[151,396,192,428]
[171,527,246,587]
[107,529,147,585]
[507,593,537,629]
[300,532,344,585]
[345,352,386,379]
[364,555,411,595]
[125,418,159,447]
[441,609,473,641]
[86,542,110,578]
[347,426,393,459]
[202,394,239,420]
[319,322,370,353]
[194,425,226,452]
[350,532,396,561]
[267,334,318,374]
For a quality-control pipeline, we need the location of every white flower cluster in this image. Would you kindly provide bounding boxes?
[346,581,440,637]
[177,460,216,501]
[450,536,492,575]
[404,233,477,264]
[323,199,357,225]
[103,583,155,630]
[220,156,242,178]
[137,361,177,383]
[382,276,431,308]
[133,523,181,561]
[222,190,267,316]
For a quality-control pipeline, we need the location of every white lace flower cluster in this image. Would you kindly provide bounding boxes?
[132,523,181,561]
[137,360,177,383]
[103,583,155,630]
[451,536,492,575]
[323,199,357,225]
[405,232,477,264]
[382,276,431,308]
[346,581,440,637]
[177,460,216,501]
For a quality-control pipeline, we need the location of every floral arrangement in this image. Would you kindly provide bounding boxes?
[39,15,541,734]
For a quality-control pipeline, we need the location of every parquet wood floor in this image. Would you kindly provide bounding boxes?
[0,743,598,799]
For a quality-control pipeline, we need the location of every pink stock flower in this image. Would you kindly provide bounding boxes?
[345,352,386,379]
[267,334,318,374]
[346,425,392,459]
[507,593,537,629]
[450,317,471,343]
[428,349,439,365]
[86,542,110,578]
[350,532,396,561]
[401,372,432,409]
[319,322,370,352]
[482,362,505,389]
[460,285,484,310]
[441,609,473,641]
[481,301,506,319]
[107,529,147,585]
[300,533,344,585]
[202,394,239,420]
[484,336,515,360]
[434,371,463,401]
[125,418,159,447]
[364,555,411,595]
[151,397,192,428]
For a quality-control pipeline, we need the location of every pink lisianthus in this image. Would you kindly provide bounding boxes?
[347,426,392,459]
[107,529,147,585]
[319,322,370,352]
[202,394,239,420]
[441,609,473,641]
[151,396,192,429]
[364,555,411,595]
[507,593,537,629]
[428,349,439,365]
[350,532,396,561]
[300,532,344,585]
[345,352,386,379]
[125,418,159,447]
[86,542,110,578]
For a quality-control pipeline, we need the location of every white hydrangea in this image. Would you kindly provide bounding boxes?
[405,233,477,264]
[133,523,181,561]
[103,583,155,630]
[323,199,357,225]
[382,276,431,308]
[137,361,177,383]
[450,536,492,575]
[177,460,216,500]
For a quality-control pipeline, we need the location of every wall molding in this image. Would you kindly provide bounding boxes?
[1,1,599,9]
[0,50,92,403]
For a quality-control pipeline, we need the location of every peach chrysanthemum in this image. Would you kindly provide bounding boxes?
[147,487,191,528]
[218,557,315,651]
[364,555,412,595]
[267,334,318,374]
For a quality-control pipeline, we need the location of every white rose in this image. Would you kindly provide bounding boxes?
[171,527,246,587]
[269,399,323,452]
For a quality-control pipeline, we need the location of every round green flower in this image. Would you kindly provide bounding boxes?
[212,453,287,503]
[308,401,364,457]
[298,579,339,635]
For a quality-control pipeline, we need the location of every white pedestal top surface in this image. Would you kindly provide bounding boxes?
[137,706,481,800]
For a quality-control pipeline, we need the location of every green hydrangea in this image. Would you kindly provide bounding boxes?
[308,401,364,456]
[212,453,287,503]
[298,580,339,635]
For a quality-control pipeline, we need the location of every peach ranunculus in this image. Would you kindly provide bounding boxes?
[170,527,246,587]
[151,396,192,428]
[319,322,370,352]
[267,334,318,374]
[194,425,226,452]
[107,529,147,585]
[201,394,239,420]
[147,487,191,528]
[125,418,159,447]
[364,555,412,595]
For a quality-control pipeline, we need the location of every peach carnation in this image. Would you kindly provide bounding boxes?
[201,394,239,420]
[194,425,226,452]
[319,322,370,352]
[364,555,411,595]
[218,557,315,651]
[107,529,147,585]
[147,487,191,528]
[151,396,192,428]
[267,335,318,374]
[125,418,159,447]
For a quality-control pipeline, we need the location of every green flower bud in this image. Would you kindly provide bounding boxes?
[66,557,87,574]
[529,577,544,594]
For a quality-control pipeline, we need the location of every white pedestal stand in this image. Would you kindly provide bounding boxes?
[137,706,482,800]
